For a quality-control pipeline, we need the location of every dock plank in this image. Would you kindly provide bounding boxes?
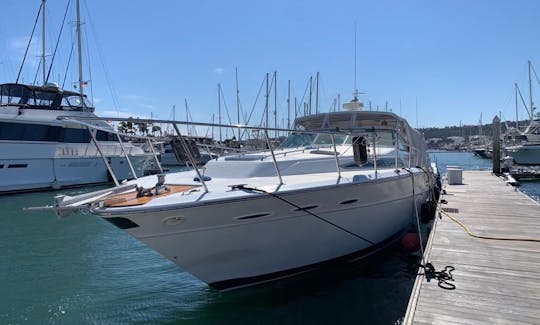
[404,171,540,325]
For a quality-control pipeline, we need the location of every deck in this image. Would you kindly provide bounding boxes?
[404,170,540,324]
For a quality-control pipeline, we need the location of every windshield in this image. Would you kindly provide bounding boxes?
[61,94,93,110]
[278,133,316,148]
[312,134,348,146]
[27,90,57,106]
[278,133,350,148]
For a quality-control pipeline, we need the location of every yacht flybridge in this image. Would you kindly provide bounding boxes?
[0,83,158,193]
[43,103,437,291]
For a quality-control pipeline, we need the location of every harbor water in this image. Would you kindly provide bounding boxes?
[1,152,538,324]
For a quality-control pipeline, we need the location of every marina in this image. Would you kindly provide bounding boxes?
[1,0,540,324]
[1,152,538,323]
[404,170,540,324]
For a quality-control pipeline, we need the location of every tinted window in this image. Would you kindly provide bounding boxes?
[23,124,49,141]
[62,128,91,143]
[0,122,25,139]
[0,122,91,143]
[96,130,118,141]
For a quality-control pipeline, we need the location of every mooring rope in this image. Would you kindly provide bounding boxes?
[406,167,456,290]
[230,184,376,245]
[438,207,540,243]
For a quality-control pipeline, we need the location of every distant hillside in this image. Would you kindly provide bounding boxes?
[418,119,529,140]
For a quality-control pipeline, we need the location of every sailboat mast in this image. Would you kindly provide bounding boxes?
[353,22,358,100]
[41,0,46,85]
[308,76,312,115]
[287,80,291,130]
[218,83,222,142]
[76,0,84,98]
[528,60,535,121]
[185,98,190,136]
[315,71,319,113]
[265,73,269,129]
[235,68,241,141]
[274,71,277,136]
[515,83,519,128]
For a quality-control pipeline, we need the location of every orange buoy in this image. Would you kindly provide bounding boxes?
[401,232,421,251]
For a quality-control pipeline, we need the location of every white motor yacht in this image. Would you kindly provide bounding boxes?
[0,83,158,193]
[504,119,540,165]
[47,103,436,291]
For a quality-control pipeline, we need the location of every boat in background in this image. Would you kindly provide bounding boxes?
[504,119,540,165]
[44,95,437,291]
[0,0,159,194]
[159,136,218,166]
[504,61,540,165]
[0,82,159,193]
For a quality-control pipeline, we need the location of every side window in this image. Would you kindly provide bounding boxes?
[62,128,91,143]
[96,130,117,141]
[0,85,28,105]
[0,122,62,141]
[0,122,25,140]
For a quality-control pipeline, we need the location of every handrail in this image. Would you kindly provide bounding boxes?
[86,126,119,186]
[53,115,431,190]
[264,129,283,185]
[115,133,138,180]
[330,134,341,179]
[372,131,378,178]
[145,137,163,174]
[172,123,208,193]
[57,116,406,137]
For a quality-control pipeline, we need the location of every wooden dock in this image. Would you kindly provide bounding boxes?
[404,170,540,324]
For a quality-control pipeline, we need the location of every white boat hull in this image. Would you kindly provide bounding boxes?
[505,145,540,165]
[100,172,430,290]
[0,142,155,193]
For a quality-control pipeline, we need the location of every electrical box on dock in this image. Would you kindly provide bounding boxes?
[447,166,463,185]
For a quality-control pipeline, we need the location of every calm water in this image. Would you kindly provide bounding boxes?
[1,152,538,324]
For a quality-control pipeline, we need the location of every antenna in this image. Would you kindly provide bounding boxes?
[353,21,358,100]
[342,22,364,111]
[415,97,419,128]
[41,0,46,85]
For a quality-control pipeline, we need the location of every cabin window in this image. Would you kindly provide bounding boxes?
[0,121,93,143]
[23,124,50,141]
[61,128,91,143]
[27,91,57,107]
[61,95,92,111]
[96,130,118,141]
[0,84,31,105]
[0,122,25,139]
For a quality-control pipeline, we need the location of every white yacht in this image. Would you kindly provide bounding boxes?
[0,82,158,193]
[504,61,540,165]
[159,137,218,166]
[504,118,540,165]
[47,101,436,291]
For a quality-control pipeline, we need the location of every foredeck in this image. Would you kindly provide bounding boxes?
[404,170,540,324]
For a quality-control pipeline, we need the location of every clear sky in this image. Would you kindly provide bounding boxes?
[1,0,539,129]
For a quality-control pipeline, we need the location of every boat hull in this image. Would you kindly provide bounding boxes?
[505,145,540,165]
[0,142,155,193]
[100,172,430,290]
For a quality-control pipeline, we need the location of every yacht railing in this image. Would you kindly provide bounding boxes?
[56,116,429,192]
[86,125,120,186]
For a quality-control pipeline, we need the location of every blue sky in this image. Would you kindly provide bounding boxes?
[1,0,539,129]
